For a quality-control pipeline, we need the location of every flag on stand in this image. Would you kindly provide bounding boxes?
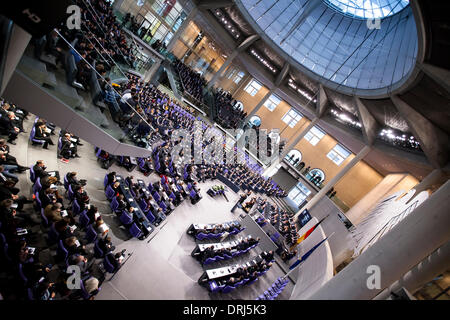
[290,215,328,252]
[289,235,330,270]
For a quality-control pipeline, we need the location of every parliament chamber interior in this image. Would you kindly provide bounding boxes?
[0,0,448,302]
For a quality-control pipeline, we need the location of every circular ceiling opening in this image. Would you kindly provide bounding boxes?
[238,0,419,95]
[324,0,410,20]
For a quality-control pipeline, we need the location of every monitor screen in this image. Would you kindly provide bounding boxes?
[298,209,312,228]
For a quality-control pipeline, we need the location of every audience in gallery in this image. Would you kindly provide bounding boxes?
[0,114,130,299]
[173,58,206,104]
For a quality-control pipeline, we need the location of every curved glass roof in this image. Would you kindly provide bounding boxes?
[238,0,418,94]
[325,0,410,19]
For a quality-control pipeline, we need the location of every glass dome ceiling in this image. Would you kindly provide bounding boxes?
[325,0,410,19]
[237,0,419,95]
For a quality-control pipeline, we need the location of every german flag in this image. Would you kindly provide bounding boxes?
[289,235,331,270]
[289,215,328,252]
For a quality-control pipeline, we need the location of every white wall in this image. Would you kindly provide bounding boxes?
[308,197,355,269]
[346,173,419,226]
[289,217,334,299]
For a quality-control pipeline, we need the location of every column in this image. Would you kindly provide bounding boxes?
[281,118,319,159]
[207,34,259,90]
[166,7,198,53]
[143,57,163,83]
[263,117,318,176]
[374,240,450,299]
[232,73,251,96]
[296,145,372,216]
[206,50,239,90]
[308,181,450,300]
[405,168,447,205]
[1,24,31,95]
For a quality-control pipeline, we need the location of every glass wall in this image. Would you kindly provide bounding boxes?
[288,182,311,207]
[117,0,186,47]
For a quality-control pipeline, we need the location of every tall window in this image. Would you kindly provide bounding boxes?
[264,94,281,111]
[234,71,245,84]
[327,144,351,165]
[227,68,236,79]
[282,109,303,128]
[244,79,262,96]
[288,182,311,207]
[304,126,325,146]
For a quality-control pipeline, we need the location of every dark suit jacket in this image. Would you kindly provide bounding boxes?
[33,165,49,179]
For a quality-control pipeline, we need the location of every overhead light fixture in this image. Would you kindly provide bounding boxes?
[250,49,277,73]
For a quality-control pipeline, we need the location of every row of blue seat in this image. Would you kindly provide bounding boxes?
[195,226,246,241]
[103,174,146,239]
[256,277,289,300]
[208,269,269,294]
[202,243,257,265]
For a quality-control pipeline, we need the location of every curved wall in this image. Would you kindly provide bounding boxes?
[289,217,334,299]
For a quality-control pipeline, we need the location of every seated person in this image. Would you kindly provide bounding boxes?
[94,218,109,237]
[105,250,125,272]
[261,250,275,262]
[120,156,134,170]
[64,236,87,256]
[66,172,86,187]
[35,281,56,300]
[98,236,115,254]
[54,218,75,240]
[34,122,54,149]
[105,171,116,187]
[116,195,128,212]
[60,133,80,159]
[86,205,101,224]
[33,160,60,181]
[44,203,64,223]
[248,237,260,247]
[83,276,100,299]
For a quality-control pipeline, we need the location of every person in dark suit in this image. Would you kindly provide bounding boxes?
[106,171,116,187]
[98,236,115,254]
[261,250,274,263]
[0,111,20,144]
[0,139,28,170]
[64,236,87,256]
[60,133,80,159]
[33,160,49,179]
[74,185,89,209]
[66,172,86,187]
[248,237,260,247]
[34,123,54,149]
